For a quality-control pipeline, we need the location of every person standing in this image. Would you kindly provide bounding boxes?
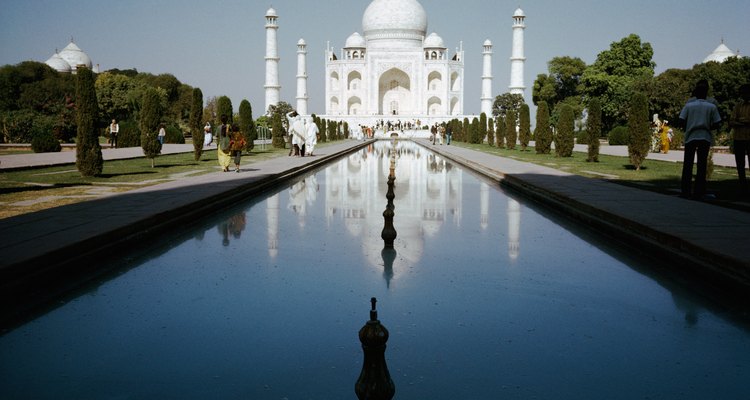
[157,123,166,145]
[109,119,119,148]
[204,122,213,147]
[660,120,671,154]
[437,124,444,145]
[229,123,246,173]
[305,117,319,156]
[217,115,232,172]
[445,124,452,145]
[730,83,750,197]
[679,80,721,199]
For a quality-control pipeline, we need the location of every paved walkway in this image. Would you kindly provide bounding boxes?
[1,139,748,326]
[1,142,740,170]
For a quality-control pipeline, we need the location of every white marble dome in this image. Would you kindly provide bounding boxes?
[265,7,277,17]
[345,32,367,48]
[45,52,72,73]
[58,41,92,71]
[703,42,736,63]
[362,0,427,44]
[514,7,525,17]
[423,32,445,49]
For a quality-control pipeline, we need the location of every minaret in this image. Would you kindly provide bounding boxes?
[481,39,493,115]
[509,7,526,95]
[264,7,281,114]
[296,38,308,115]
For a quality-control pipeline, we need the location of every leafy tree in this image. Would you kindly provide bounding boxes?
[217,96,233,123]
[202,96,217,128]
[534,101,552,154]
[506,109,518,150]
[31,129,61,153]
[479,112,488,144]
[117,119,140,148]
[692,56,750,130]
[628,92,650,170]
[496,115,506,149]
[238,99,256,152]
[533,56,586,115]
[555,104,575,157]
[586,98,602,162]
[648,68,694,127]
[487,117,495,146]
[139,87,164,167]
[95,72,136,123]
[581,34,655,133]
[74,67,103,177]
[492,92,524,117]
[267,101,294,130]
[189,88,204,161]
[519,103,531,150]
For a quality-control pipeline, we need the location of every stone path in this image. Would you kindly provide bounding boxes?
[1,139,748,326]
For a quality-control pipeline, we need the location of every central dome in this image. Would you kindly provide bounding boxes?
[362,0,427,45]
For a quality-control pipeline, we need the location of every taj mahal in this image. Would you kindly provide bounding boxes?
[263,0,527,127]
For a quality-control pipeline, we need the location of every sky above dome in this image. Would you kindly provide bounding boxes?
[1,0,747,116]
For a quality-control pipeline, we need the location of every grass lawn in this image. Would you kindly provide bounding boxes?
[0,146,290,219]
[454,142,748,212]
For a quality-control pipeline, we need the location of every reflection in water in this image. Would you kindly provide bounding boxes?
[480,182,489,230]
[267,193,279,258]
[218,212,246,246]
[508,198,521,261]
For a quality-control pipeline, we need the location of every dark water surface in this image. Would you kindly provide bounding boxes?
[1,141,748,399]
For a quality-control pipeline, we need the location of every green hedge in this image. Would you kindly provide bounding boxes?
[31,130,61,152]
[165,125,185,144]
[608,125,629,145]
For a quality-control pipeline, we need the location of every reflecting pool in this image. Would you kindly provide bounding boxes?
[1,141,749,399]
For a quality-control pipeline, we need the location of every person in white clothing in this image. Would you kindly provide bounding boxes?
[286,111,306,156]
[109,119,119,148]
[305,118,319,156]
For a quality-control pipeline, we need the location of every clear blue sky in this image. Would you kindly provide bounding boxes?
[1,0,748,116]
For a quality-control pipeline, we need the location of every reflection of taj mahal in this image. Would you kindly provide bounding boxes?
[264,0,526,123]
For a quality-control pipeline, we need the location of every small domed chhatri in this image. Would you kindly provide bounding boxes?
[44,39,95,74]
[424,33,446,49]
[703,40,741,63]
[345,32,367,49]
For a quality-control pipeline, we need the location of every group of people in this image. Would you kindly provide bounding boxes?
[651,115,673,154]
[285,111,319,157]
[429,123,452,145]
[679,80,750,199]
[215,114,247,173]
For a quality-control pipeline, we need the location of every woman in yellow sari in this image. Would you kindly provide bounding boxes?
[660,120,671,154]
[217,115,232,172]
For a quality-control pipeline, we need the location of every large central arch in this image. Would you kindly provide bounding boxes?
[378,68,411,115]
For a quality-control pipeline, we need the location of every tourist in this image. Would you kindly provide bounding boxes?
[437,124,444,145]
[305,118,319,156]
[109,119,119,148]
[217,115,232,172]
[229,123,246,173]
[204,122,213,147]
[446,124,452,145]
[660,120,671,154]
[730,83,750,197]
[431,124,437,144]
[157,123,166,145]
[286,111,305,156]
[678,80,721,199]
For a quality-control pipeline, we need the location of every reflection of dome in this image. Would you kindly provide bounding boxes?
[45,52,71,73]
[362,0,427,44]
[424,32,445,49]
[345,32,367,48]
[58,41,92,71]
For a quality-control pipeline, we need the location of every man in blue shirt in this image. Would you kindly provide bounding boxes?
[679,80,722,199]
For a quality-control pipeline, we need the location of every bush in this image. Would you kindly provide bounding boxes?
[117,119,140,148]
[575,129,589,145]
[31,130,61,152]
[608,125,629,145]
[165,125,185,143]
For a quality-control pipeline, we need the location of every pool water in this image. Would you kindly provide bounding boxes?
[1,141,748,399]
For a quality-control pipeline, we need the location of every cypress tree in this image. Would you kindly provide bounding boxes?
[479,112,488,144]
[217,96,233,123]
[587,98,602,162]
[462,117,469,142]
[320,119,327,142]
[328,120,338,141]
[239,99,256,152]
[535,101,552,154]
[628,92,650,170]
[519,103,531,151]
[496,115,506,149]
[75,67,103,177]
[139,87,163,167]
[343,121,350,139]
[471,117,480,144]
[487,117,495,147]
[556,104,575,157]
[190,88,204,161]
[271,111,285,148]
[506,110,518,150]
